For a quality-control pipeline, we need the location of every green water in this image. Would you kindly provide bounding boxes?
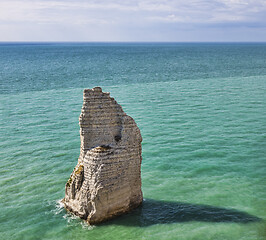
[0,43,265,239]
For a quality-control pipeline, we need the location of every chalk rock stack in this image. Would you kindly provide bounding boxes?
[63,87,143,224]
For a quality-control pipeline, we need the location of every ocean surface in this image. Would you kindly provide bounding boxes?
[0,43,265,240]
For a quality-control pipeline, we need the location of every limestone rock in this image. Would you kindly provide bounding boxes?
[62,87,143,224]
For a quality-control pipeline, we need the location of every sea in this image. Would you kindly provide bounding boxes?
[0,42,265,240]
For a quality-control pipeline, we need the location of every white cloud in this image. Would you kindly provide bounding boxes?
[0,0,266,24]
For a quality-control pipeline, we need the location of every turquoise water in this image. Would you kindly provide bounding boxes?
[0,43,265,240]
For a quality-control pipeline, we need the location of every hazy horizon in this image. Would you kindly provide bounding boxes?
[1,41,266,43]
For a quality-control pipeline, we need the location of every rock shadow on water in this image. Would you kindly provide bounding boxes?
[104,199,261,227]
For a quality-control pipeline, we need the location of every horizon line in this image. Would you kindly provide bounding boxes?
[1,41,266,44]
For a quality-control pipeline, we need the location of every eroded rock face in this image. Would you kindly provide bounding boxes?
[63,87,143,224]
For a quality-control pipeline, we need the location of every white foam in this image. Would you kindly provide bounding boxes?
[51,199,64,215]
[81,221,95,230]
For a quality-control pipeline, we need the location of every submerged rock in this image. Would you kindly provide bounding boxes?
[62,87,143,224]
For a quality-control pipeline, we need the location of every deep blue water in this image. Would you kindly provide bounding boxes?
[1,43,266,94]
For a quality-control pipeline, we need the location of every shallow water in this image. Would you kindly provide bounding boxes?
[0,43,265,240]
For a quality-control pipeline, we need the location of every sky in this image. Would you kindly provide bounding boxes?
[0,0,266,42]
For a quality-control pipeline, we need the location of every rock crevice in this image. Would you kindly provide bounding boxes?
[63,87,143,224]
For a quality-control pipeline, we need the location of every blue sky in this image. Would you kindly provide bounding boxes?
[0,0,266,42]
